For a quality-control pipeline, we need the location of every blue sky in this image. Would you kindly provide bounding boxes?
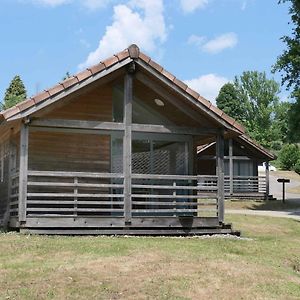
[0,0,291,105]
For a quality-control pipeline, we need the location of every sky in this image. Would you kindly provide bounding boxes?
[0,0,291,105]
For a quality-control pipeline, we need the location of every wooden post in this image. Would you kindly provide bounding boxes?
[229,138,233,195]
[4,135,13,229]
[216,132,225,223]
[265,161,269,200]
[123,73,133,224]
[18,123,29,223]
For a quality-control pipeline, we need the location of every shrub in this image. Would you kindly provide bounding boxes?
[294,159,300,175]
[279,144,300,170]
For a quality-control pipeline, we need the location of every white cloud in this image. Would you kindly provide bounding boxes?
[188,32,238,54]
[79,0,167,69]
[184,74,229,103]
[180,0,209,13]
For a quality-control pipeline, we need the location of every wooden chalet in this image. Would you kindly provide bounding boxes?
[0,44,247,235]
[197,135,275,200]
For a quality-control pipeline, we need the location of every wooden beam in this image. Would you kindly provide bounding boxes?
[123,73,133,224]
[265,161,270,200]
[131,124,218,135]
[216,132,225,223]
[30,119,217,136]
[30,119,125,131]
[18,123,29,223]
[229,138,233,195]
[198,155,252,160]
[3,133,13,229]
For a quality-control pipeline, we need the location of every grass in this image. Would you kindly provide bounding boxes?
[225,199,300,211]
[1,215,300,299]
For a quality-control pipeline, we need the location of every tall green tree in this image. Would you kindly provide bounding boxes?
[2,75,27,110]
[273,0,300,141]
[216,83,246,123]
[216,71,283,148]
[234,71,281,148]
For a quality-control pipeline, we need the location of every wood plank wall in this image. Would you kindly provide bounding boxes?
[29,85,113,173]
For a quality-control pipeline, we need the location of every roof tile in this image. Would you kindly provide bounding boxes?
[33,91,50,104]
[161,69,175,82]
[2,107,20,119]
[186,87,199,99]
[76,69,92,81]
[16,98,35,111]
[149,60,163,73]
[222,113,236,126]
[198,96,212,109]
[116,49,129,61]
[234,121,245,133]
[102,55,119,68]
[138,52,151,63]
[89,63,106,75]
[61,76,79,89]
[48,84,65,96]
[174,78,188,91]
[210,105,223,117]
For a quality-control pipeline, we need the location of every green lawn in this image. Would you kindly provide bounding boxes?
[1,215,300,299]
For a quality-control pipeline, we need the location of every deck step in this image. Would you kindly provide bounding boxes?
[20,223,240,236]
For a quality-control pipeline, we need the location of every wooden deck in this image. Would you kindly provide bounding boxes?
[5,170,242,235]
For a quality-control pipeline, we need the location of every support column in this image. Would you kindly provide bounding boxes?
[216,132,225,223]
[123,72,133,224]
[4,133,14,229]
[265,161,270,200]
[18,122,29,223]
[229,138,233,195]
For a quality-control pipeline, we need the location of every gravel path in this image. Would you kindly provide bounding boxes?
[227,209,300,220]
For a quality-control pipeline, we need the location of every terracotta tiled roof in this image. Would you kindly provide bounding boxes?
[0,44,244,133]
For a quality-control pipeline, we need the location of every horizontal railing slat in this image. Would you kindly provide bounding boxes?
[27,193,124,198]
[28,171,124,179]
[28,182,124,189]
[27,200,124,205]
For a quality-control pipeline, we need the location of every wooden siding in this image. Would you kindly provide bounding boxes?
[28,131,110,173]
[44,84,113,121]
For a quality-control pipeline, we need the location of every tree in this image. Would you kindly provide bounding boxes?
[216,71,282,148]
[271,101,291,146]
[2,75,27,110]
[273,0,300,141]
[279,143,300,170]
[216,83,246,123]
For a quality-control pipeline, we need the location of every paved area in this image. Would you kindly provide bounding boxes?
[260,171,300,201]
[227,209,300,221]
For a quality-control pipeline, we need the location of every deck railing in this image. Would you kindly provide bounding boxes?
[224,175,267,195]
[26,171,124,217]
[132,174,218,217]
[20,171,219,218]
[9,173,19,217]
